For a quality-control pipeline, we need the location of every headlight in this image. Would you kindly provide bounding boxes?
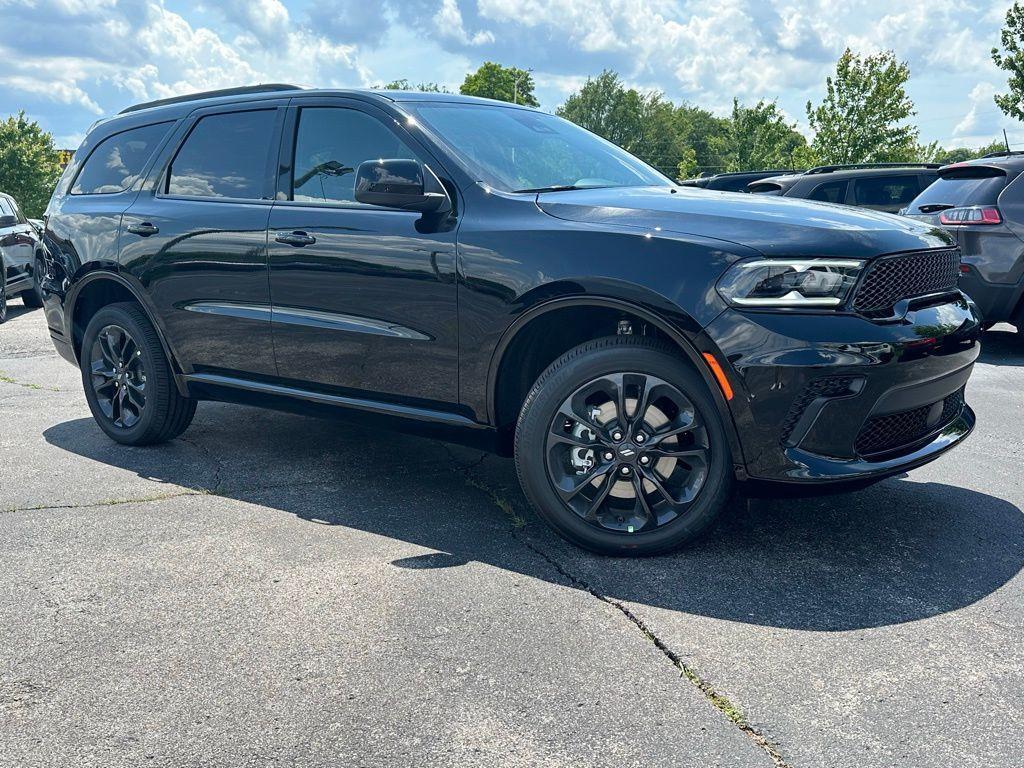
[717,259,864,308]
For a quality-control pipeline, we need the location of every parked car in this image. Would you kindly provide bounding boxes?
[902,152,1024,332]
[678,170,796,193]
[0,192,46,324]
[748,164,942,213]
[42,86,980,555]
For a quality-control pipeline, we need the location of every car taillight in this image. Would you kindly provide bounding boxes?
[939,206,1002,225]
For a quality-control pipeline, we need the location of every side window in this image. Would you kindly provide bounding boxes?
[168,110,276,200]
[291,107,418,205]
[853,175,921,208]
[808,180,849,203]
[72,122,172,195]
[0,198,14,227]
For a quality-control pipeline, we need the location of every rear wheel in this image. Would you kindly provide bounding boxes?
[81,302,196,445]
[21,256,44,308]
[515,336,734,556]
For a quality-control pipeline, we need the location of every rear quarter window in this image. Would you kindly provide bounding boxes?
[852,175,921,208]
[72,122,172,195]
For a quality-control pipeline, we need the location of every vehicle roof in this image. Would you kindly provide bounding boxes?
[799,165,941,180]
[945,152,1024,172]
[113,85,525,121]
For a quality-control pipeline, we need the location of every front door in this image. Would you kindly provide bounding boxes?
[121,105,286,378]
[267,100,459,407]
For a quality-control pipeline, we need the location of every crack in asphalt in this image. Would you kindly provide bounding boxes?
[452,454,791,768]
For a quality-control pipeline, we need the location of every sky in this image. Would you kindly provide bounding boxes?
[0,0,1018,152]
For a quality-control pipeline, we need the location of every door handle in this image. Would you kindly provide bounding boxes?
[126,222,159,237]
[275,231,317,247]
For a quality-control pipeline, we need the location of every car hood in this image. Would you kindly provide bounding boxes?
[536,186,954,258]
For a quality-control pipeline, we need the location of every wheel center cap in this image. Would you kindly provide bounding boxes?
[617,443,640,462]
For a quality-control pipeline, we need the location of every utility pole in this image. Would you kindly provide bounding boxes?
[513,68,534,105]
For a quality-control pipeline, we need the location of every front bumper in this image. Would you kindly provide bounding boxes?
[702,292,981,484]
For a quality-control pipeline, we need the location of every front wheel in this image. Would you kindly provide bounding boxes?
[81,302,196,446]
[514,336,734,556]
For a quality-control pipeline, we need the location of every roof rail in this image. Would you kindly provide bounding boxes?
[119,84,303,115]
[980,150,1024,159]
[709,169,796,178]
[805,162,943,175]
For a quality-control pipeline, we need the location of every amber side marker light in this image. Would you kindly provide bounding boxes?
[702,352,734,401]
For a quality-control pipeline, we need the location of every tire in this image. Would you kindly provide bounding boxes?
[0,266,7,324]
[21,256,44,308]
[514,336,734,556]
[81,302,196,446]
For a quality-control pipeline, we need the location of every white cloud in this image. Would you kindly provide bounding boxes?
[0,0,1017,150]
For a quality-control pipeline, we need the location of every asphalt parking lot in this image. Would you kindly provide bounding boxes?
[1,304,1022,768]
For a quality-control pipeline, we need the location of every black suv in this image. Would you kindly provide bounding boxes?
[903,153,1024,332]
[678,170,795,193]
[42,86,980,555]
[1,192,46,323]
[748,164,942,213]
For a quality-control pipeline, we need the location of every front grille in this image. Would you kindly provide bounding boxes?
[780,375,860,444]
[852,249,960,318]
[855,388,965,457]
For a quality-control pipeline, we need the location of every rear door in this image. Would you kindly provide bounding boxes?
[121,103,286,378]
[265,98,459,406]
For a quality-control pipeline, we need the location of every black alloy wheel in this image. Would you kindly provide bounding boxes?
[515,336,733,556]
[546,372,710,534]
[89,324,148,429]
[81,302,197,446]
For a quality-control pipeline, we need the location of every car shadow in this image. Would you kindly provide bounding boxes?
[980,327,1024,366]
[43,402,1024,633]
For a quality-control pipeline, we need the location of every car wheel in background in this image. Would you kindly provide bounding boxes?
[0,266,8,324]
[21,256,45,309]
[81,302,197,446]
[514,336,734,556]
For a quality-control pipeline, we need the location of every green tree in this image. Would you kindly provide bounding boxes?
[375,79,450,93]
[929,139,1008,164]
[0,112,63,218]
[460,62,538,106]
[993,3,1024,121]
[807,49,920,164]
[717,98,814,171]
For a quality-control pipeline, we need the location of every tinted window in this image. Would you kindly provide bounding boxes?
[72,122,171,195]
[292,108,417,205]
[908,167,1015,212]
[407,103,671,193]
[853,175,921,208]
[168,110,276,199]
[807,180,848,203]
[0,198,15,227]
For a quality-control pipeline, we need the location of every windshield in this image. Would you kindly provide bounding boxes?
[404,103,673,193]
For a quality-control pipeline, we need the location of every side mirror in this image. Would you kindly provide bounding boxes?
[354,159,451,214]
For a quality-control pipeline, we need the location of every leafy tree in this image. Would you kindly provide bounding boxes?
[460,62,538,106]
[993,3,1024,121]
[717,98,814,171]
[375,79,450,93]
[929,139,1009,164]
[806,49,920,164]
[0,112,63,218]
[672,105,730,175]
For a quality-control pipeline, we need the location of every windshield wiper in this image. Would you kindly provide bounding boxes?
[917,204,955,213]
[514,184,601,194]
